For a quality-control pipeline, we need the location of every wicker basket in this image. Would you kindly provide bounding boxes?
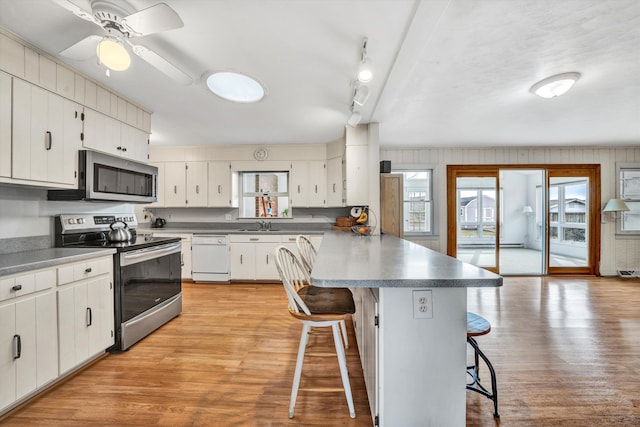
[336,217,357,227]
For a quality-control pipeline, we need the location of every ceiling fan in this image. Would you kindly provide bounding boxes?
[53,0,191,84]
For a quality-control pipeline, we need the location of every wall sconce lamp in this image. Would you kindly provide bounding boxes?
[602,198,629,223]
[522,205,534,216]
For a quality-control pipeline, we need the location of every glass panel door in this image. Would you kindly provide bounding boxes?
[548,177,589,268]
[455,177,498,270]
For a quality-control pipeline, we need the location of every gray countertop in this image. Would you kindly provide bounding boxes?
[311,232,503,288]
[139,225,328,235]
[0,248,117,276]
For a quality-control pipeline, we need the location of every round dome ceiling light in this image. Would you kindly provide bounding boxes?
[206,71,265,103]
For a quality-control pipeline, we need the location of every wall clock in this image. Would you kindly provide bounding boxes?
[253,148,268,161]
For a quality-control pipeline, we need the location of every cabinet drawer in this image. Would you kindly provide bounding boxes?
[58,256,113,285]
[0,272,35,301]
[230,234,281,244]
[280,234,308,244]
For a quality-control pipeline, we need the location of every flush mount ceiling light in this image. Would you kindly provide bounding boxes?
[357,37,373,83]
[530,72,581,99]
[206,71,265,103]
[96,34,131,71]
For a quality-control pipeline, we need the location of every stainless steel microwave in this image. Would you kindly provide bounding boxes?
[48,150,158,203]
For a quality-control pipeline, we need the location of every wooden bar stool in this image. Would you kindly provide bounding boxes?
[466,312,499,418]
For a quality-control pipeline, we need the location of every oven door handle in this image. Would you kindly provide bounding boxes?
[120,242,182,266]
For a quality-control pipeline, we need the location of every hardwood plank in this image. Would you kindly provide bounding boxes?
[2,277,640,426]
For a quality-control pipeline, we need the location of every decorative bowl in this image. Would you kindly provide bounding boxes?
[352,225,375,236]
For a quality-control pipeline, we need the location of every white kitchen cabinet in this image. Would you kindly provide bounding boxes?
[57,256,114,375]
[352,287,379,423]
[0,268,57,413]
[326,156,344,207]
[12,79,80,186]
[345,145,369,206]
[82,108,149,163]
[207,161,232,207]
[0,33,25,77]
[230,234,282,281]
[290,161,327,207]
[230,234,304,281]
[230,241,255,281]
[0,71,11,178]
[162,162,208,207]
[151,233,192,279]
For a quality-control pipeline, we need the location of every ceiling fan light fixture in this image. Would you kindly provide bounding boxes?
[206,72,265,103]
[530,72,581,99]
[96,35,131,71]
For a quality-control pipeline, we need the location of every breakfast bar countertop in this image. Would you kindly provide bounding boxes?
[310,231,503,288]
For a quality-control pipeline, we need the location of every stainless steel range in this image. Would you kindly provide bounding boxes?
[55,213,182,351]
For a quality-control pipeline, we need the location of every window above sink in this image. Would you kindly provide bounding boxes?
[239,171,290,218]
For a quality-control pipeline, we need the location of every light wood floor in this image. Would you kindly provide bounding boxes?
[2,277,640,426]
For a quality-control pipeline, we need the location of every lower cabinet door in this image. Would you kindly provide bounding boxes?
[230,243,255,280]
[255,243,279,281]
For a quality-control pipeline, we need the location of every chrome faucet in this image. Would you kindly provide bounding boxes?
[256,220,271,230]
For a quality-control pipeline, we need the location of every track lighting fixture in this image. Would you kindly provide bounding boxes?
[357,37,373,83]
[347,101,362,127]
[353,84,370,106]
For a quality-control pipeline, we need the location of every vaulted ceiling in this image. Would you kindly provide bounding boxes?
[0,0,638,148]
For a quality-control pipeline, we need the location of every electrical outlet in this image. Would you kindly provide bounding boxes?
[412,290,433,319]
[225,214,232,221]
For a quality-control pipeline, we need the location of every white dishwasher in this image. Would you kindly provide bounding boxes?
[191,235,230,282]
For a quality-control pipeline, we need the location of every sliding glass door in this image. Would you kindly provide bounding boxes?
[447,165,600,276]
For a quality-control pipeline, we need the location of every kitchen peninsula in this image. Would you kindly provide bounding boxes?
[311,232,503,426]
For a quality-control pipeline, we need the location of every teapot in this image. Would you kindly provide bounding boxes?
[107,221,133,242]
[154,217,167,228]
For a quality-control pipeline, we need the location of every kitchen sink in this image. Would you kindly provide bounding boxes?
[237,229,281,232]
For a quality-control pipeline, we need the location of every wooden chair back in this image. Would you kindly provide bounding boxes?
[275,245,312,315]
[296,235,317,273]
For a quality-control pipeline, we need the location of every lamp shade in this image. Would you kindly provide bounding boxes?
[603,198,630,212]
[97,36,131,71]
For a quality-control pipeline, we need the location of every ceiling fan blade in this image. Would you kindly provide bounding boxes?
[60,35,102,60]
[122,3,183,36]
[51,0,99,25]
[131,44,191,85]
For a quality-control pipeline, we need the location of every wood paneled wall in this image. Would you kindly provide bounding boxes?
[380,146,640,276]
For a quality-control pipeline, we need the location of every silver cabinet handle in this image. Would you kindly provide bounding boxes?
[122,147,127,152]
[13,335,21,359]
[315,184,318,193]
[298,184,301,193]
[174,185,177,194]
[196,185,200,194]
[218,184,221,194]
[250,238,259,241]
[45,131,52,150]
[86,307,92,327]
[240,254,243,264]
[266,254,269,264]
[117,146,122,151]
[85,267,92,273]
[12,284,22,292]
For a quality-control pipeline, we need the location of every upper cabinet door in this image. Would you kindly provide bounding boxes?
[0,72,11,178]
[326,157,344,207]
[186,162,208,207]
[164,162,187,207]
[290,161,309,207]
[208,161,231,207]
[308,160,327,207]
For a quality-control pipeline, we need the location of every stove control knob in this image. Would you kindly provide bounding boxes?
[77,218,85,224]
[68,218,76,224]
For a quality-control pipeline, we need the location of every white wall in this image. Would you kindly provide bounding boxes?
[0,185,134,240]
[380,146,640,276]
